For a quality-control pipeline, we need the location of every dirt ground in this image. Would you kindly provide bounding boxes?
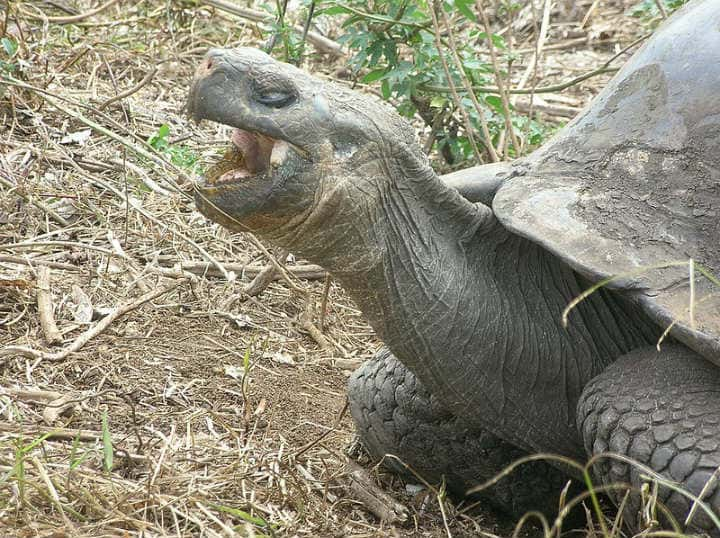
[0,1,657,536]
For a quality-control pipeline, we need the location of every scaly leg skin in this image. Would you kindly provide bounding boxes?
[578,345,720,535]
[348,347,577,520]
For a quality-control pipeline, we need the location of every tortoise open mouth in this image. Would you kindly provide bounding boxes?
[203,128,291,186]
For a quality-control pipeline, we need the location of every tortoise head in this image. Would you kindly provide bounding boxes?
[187,48,424,239]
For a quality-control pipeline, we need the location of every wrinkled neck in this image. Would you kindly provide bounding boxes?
[270,157,489,282]
[335,171,489,340]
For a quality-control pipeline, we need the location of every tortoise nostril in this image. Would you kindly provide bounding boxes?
[195,54,220,80]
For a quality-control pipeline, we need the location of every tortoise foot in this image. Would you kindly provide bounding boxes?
[348,347,576,520]
[579,345,720,535]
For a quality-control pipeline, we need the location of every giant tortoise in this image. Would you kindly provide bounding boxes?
[186,0,720,532]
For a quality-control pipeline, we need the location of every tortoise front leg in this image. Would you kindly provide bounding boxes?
[348,347,577,520]
[578,345,720,535]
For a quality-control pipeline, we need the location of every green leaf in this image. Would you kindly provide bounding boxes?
[212,504,269,527]
[243,345,251,374]
[454,0,477,21]
[1,37,17,57]
[157,124,170,139]
[0,60,16,73]
[430,95,447,108]
[381,79,391,100]
[484,95,503,114]
[13,439,25,501]
[362,68,387,83]
[475,31,507,49]
[148,123,170,151]
[148,124,171,149]
[319,5,352,16]
[101,411,113,472]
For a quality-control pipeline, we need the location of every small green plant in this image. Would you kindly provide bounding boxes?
[0,36,17,73]
[68,431,92,471]
[148,123,200,171]
[211,503,279,535]
[629,0,689,22]
[1,431,55,504]
[311,1,550,166]
[101,411,113,473]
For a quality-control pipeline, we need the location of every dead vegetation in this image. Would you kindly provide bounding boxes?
[0,1,672,536]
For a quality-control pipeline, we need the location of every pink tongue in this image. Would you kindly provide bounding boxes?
[231,129,274,174]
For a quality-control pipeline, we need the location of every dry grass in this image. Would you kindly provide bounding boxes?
[0,1,663,537]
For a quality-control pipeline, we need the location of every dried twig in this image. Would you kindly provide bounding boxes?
[298,300,331,352]
[109,158,170,196]
[31,456,75,529]
[36,266,63,345]
[200,0,343,56]
[98,68,157,111]
[295,399,348,458]
[0,423,146,462]
[654,0,669,19]
[509,0,552,155]
[244,248,288,297]
[157,259,326,280]
[0,75,193,195]
[345,461,409,525]
[475,0,520,157]
[0,255,82,272]
[0,171,70,227]
[580,0,602,29]
[319,274,332,332]
[514,99,579,119]
[19,0,121,24]
[420,65,619,95]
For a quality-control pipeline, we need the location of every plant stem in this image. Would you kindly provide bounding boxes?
[421,66,619,95]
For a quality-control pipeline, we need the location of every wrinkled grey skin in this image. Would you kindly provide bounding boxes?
[188,1,720,532]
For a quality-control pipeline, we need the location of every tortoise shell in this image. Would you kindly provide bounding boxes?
[493,0,720,361]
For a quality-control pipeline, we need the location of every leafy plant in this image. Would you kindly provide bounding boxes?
[148,123,200,171]
[0,36,17,73]
[629,0,689,22]
[315,1,550,166]
[259,0,316,64]
[1,431,55,504]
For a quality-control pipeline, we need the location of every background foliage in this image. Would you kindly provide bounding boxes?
[259,0,688,167]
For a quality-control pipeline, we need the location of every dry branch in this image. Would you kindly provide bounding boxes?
[244,247,289,296]
[3,388,62,403]
[0,76,194,195]
[0,255,82,272]
[152,257,326,280]
[299,301,332,352]
[0,172,70,227]
[19,0,121,24]
[420,65,620,95]
[201,0,343,57]
[429,0,489,162]
[98,68,157,111]
[514,99,579,119]
[345,461,409,525]
[0,423,146,462]
[31,456,75,529]
[36,266,63,345]
[475,0,520,157]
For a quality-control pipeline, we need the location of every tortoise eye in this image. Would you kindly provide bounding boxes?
[256,91,295,108]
